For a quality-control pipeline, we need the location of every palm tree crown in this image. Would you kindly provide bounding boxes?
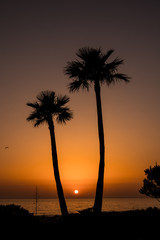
[26,91,73,126]
[65,47,130,91]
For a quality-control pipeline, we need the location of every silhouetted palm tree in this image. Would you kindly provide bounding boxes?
[26,91,73,216]
[65,47,130,214]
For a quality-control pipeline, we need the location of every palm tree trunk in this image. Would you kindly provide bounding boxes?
[48,117,68,216]
[93,80,105,214]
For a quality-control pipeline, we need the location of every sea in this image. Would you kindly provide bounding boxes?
[0,198,159,216]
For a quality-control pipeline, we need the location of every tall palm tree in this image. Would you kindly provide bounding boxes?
[65,47,130,214]
[26,91,73,216]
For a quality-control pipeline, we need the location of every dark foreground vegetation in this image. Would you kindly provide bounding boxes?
[0,204,159,239]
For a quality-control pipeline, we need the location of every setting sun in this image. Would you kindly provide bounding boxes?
[74,190,79,194]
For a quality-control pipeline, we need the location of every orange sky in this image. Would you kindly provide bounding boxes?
[0,0,160,198]
[0,86,159,198]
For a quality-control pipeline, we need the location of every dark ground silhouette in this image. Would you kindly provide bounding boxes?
[0,204,159,239]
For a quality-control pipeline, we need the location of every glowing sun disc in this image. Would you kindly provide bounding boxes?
[74,190,79,194]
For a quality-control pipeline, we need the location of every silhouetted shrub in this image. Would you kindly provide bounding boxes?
[0,204,31,216]
[140,164,160,201]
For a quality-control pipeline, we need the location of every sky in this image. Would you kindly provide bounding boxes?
[0,0,160,198]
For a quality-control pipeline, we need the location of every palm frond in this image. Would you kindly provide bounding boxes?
[107,58,124,71]
[56,108,73,124]
[26,107,46,126]
[57,95,70,107]
[26,110,39,122]
[101,49,114,62]
[76,47,101,61]
[37,91,55,104]
[105,73,130,85]
[64,61,84,79]
[68,79,89,92]
[26,102,39,109]
[34,118,46,127]
[113,73,131,83]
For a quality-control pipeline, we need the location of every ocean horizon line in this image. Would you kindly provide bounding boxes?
[0,196,147,200]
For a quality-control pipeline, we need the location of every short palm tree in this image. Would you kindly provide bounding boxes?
[65,47,130,214]
[26,91,73,216]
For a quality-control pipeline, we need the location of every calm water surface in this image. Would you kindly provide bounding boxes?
[0,198,159,216]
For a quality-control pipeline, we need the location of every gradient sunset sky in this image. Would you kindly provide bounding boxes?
[0,0,160,198]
